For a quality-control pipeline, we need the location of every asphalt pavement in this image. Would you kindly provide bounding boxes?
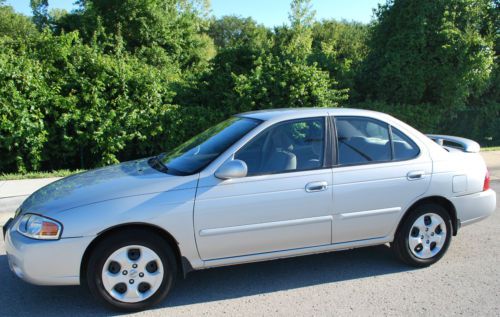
[0,183,499,316]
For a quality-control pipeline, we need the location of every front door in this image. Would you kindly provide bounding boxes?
[194,117,334,260]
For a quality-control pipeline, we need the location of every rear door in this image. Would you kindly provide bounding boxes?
[331,116,432,243]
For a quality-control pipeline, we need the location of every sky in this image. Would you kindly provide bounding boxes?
[5,0,382,26]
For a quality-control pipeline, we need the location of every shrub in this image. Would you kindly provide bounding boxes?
[0,39,49,172]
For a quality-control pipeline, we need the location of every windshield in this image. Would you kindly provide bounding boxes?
[160,117,261,175]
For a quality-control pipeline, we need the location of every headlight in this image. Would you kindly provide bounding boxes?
[17,214,62,240]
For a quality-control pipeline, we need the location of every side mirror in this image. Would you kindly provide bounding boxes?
[215,159,248,179]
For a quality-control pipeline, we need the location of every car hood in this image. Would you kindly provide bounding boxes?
[20,158,197,214]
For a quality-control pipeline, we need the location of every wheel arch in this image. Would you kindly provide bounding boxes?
[398,196,458,236]
[80,223,192,284]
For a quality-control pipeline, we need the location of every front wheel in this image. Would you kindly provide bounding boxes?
[392,203,452,267]
[86,230,177,311]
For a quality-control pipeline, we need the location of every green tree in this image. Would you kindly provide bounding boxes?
[359,0,496,109]
[276,0,315,60]
[30,0,50,30]
[310,20,370,102]
[233,0,348,110]
[33,32,183,168]
[0,37,49,172]
[177,16,270,121]
[289,0,315,28]
[208,15,270,52]
[0,29,185,171]
[234,54,348,110]
[76,0,215,71]
[0,1,38,38]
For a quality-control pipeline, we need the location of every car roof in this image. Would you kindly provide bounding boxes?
[238,107,389,122]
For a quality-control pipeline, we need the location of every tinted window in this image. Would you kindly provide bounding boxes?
[335,117,391,165]
[235,118,325,176]
[161,117,261,174]
[391,127,420,160]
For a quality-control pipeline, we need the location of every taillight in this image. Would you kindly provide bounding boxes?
[483,170,490,191]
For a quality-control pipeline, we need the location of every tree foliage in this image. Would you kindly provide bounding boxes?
[0,38,48,172]
[0,0,498,173]
[75,0,215,71]
[234,0,348,109]
[359,0,496,109]
[0,31,184,172]
[234,54,348,110]
[310,20,369,102]
[30,0,49,30]
[0,3,38,38]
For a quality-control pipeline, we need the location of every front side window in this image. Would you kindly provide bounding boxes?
[235,118,325,176]
[160,117,261,175]
[335,117,391,165]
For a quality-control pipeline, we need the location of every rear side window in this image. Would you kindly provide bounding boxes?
[334,116,420,166]
[391,127,420,160]
[335,117,391,165]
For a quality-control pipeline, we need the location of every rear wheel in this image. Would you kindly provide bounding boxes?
[393,203,452,267]
[86,229,177,311]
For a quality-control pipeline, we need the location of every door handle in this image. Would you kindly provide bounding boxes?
[305,181,328,192]
[407,170,424,180]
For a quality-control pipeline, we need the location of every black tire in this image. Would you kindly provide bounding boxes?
[86,229,177,311]
[392,203,452,267]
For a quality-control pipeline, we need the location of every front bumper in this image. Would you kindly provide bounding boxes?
[451,189,496,227]
[4,218,94,286]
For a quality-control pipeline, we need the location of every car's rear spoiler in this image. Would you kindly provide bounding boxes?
[426,134,480,153]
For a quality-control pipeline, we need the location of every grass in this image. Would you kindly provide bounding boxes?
[0,169,84,181]
[482,146,500,152]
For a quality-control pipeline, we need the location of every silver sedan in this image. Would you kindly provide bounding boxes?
[3,108,496,311]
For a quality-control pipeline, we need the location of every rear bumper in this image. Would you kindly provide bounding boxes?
[4,219,94,286]
[451,189,496,227]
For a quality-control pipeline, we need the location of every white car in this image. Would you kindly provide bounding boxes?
[3,108,496,311]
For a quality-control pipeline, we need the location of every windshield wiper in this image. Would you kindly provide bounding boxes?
[148,154,169,173]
